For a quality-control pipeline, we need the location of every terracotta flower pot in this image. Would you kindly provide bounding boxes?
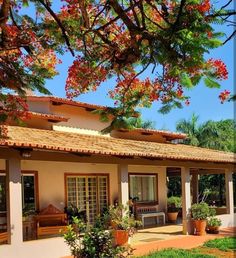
[167,212,178,223]
[206,226,220,234]
[113,230,129,246]
[193,220,207,236]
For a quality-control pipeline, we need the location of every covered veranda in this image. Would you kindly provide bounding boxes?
[0,125,235,258]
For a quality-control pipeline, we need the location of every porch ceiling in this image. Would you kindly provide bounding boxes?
[0,125,235,164]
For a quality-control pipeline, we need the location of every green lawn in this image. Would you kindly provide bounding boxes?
[203,237,236,251]
[140,248,216,258]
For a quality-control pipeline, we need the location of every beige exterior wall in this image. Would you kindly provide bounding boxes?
[27,101,50,114]
[51,105,111,131]
[26,100,111,131]
[24,118,52,130]
[20,160,118,210]
[0,160,167,213]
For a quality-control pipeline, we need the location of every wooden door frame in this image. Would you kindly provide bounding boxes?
[64,173,110,218]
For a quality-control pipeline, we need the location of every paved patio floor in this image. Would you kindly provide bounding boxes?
[61,227,235,258]
[132,227,236,257]
[131,224,184,245]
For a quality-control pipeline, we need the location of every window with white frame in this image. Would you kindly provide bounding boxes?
[129,174,157,202]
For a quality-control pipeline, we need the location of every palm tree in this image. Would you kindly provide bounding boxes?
[176,116,235,206]
[176,114,221,148]
[176,113,200,146]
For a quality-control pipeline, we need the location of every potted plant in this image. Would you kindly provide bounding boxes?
[65,204,87,225]
[207,217,222,234]
[167,196,181,223]
[191,202,212,236]
[109,204,141,246]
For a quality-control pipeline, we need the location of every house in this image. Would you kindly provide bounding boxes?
[0,95,235,258]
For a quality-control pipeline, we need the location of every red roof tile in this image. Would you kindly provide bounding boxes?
[27,96,108,110]
[0,126,235,164]
[25,111,69,122]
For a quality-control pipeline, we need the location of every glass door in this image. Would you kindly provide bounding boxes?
[67,175,108,224]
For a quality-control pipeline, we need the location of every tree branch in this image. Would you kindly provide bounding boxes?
[223,29,236,44]
[38,0,75,56]
[172,0,186,32]
[0,0,11,48]
[109,0,137,32]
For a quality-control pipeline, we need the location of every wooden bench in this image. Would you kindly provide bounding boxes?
[35,204,68,238]
[135,204,165,228]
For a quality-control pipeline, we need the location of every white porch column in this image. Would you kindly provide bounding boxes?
[6,158,23,245]
[181,167,192,235]
[192,173,199,204]
[225,169,234,215]
[118,164,129,207]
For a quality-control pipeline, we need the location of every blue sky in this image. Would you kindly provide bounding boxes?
[43,2,234,132]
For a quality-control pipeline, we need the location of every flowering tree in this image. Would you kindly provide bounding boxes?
[0,0,235,123]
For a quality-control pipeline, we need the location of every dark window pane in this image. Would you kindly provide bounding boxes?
[0,176,6,212]
[22,175,35,212]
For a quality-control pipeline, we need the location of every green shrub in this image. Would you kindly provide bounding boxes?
[167,196,181,212]
[191,202,212,220]
[64,217,126,258]
[81,227,122,258]
[207,217,222,227]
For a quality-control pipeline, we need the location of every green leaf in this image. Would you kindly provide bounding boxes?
[206,39,222,48]
[180,73,193,89]
[204,77,221,88]
[191,75,201,86]
[22,0,29,7]
[158,104,172,114]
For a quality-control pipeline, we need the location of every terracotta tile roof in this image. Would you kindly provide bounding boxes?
[26,95,140,117]
[27,96,184,139]
[25,111,69,122]
[117,128,187,140]
[0,126,235,164]
[27,96,108,110]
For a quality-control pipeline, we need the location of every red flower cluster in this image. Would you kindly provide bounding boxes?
[0,95,29,124]
[187,0,210,13]
[197,0,211,13]
[219,90,230,103]
[207,59,228,80]
[66,56,108,99]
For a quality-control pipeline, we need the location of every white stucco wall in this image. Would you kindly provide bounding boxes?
[216,213,236,228]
